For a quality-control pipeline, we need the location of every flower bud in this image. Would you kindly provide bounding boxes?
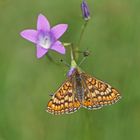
[81,0,90,21]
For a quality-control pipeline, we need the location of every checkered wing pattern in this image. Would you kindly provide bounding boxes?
[46,79,81,115]
[81,73,121,110]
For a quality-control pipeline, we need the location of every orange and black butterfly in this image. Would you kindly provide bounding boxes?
[46,59,121,115]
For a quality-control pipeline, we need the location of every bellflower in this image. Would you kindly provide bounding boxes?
[81,0,90,21]
[20,14,68,58]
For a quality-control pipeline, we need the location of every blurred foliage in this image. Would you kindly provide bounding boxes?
[0,0,140,140]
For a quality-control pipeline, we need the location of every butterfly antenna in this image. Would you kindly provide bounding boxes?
[78,57,86,66]
[60,59,70,67]
[78,50,90,66]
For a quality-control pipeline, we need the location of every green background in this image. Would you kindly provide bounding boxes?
[0,0,140,140]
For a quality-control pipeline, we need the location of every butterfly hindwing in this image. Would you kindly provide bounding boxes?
[46,78,81,115]
[81,72,121,110]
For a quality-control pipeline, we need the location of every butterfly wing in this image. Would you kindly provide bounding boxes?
[46,78,81,115]
[81,72,121,110]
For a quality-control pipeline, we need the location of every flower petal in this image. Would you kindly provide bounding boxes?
[36,45,48,58]
[20,29,37,43]
[51,41,65,54]
[51,24,68,39]
[37,14,50,32]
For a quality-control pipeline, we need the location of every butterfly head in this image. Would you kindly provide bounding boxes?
[67,59,80,77]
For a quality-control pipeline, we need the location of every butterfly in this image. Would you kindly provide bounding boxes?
[46,62,121,115]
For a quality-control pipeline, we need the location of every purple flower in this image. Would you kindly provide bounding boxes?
[20,14,68,58]
[81,0,90,21]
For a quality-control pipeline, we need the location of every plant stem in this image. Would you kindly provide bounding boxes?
[63,42,76,61]
[78,20,89,48]
[63,20,89,62]
[71,43,75,60]
[75,20,89,61]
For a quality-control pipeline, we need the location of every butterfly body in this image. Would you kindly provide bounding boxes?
[46,66,121,115]
[72,69,84,102]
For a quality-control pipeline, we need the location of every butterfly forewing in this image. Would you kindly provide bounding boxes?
[81,72,121,109]
[46,78,81,115]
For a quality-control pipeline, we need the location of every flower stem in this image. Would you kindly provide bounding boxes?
[75,20,89,61]
[63,42,72,47]
[63,19,89,63]
[78,20,89,48]
[63,42,76,61]
[70,43,75,61]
